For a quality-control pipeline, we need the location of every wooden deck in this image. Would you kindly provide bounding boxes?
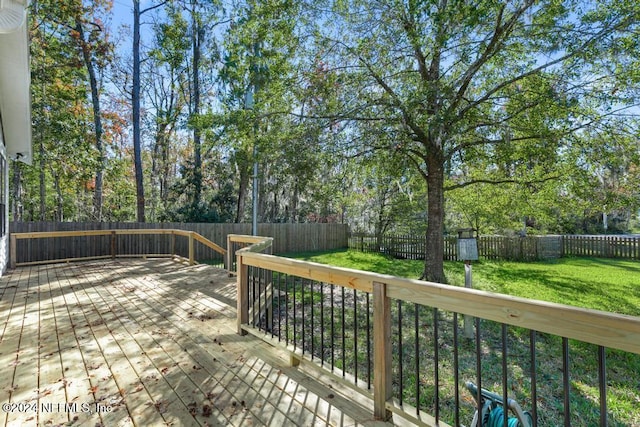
[0,259,393,427]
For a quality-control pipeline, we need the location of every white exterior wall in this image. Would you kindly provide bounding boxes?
[0,122,6,276]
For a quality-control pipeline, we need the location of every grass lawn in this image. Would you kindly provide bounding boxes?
[286,249,640,317]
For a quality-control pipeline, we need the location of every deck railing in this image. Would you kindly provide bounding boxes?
[234,235,640,426]
[9,229,226,268]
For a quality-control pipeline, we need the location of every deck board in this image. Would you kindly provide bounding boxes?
[0,259,394,427]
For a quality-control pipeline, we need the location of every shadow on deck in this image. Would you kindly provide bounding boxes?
[0,259,394,427]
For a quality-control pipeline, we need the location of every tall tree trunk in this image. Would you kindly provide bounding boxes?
[75,17,104,221]
[52,171,63,222]
[191,13,203,211]
[39,139,46,220]
[290,184,299,223]
[422,150,446,283]
[133,0,145,222]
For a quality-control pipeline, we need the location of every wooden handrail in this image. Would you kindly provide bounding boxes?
[9,229,226,268]
[235,239,640,423]
[239,251,640,355]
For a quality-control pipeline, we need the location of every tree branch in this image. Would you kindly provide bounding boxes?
[141,1,168,16]
[455,12,639,121]
[450,0,535,113]
[445,174,559,192]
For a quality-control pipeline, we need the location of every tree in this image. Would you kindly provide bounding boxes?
[27,0,99,221]
[309,0,640,282]
[218,0,302,223]
[566,121,640,232]
[71,0,114,220]
[146,7,189,219]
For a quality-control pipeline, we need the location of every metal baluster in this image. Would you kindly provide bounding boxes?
[292,276,296,350]
[342,286,346,378]
[366,292,371,390]
[598,346,608,427]
[285,274,289,346]
[269,268,274,337]
[398,300,403,406]
[502,324,508,427]
[354,289,358,384]
[453,313,460,427]
[530,330,537,427]
[475,317,482,418]
[434,308,439,422]
[310,280,314,360]
[301,279,305,354]
[277,272,281,342]
[331,283,335,372]
[415,303,420,415]
[563,337,570,427]
[251,267,256,328]
[259,267,263,331]
[320,281,324,366]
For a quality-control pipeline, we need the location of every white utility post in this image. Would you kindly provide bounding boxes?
[458,228,478,339]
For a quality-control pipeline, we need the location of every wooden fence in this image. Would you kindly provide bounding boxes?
[563,234,640,259]
[9,222,349,265]
[349,233,640,261]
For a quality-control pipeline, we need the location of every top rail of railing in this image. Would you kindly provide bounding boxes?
[237,250,640,358]
[226,234,273,276]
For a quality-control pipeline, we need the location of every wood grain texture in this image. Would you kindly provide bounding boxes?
[0,260,387,427]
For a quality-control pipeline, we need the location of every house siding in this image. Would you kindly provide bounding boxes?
[0,121,6,276]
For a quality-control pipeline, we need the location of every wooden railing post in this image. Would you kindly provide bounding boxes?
[188,232,194,265]
[226,234,233,276]
[170,232,176,257]
[9,234,16,269]
[110,231,116,259]
[237,253,248,335]
[373,281,392,421]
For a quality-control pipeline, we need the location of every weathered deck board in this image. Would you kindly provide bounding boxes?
[56,263,132,426]
[0,259,393,427]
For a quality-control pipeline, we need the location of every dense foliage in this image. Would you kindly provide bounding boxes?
[14,0,640,278]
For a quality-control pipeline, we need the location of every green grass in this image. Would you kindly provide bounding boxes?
[287,249,640,316]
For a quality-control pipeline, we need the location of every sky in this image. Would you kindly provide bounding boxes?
[112,0,133,28]
[109,0,162,54]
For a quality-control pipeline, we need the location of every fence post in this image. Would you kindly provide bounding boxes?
[110,231,116,259]
[237,253,248,335]
[188,232,194,265]
[373,281,392,420]
[9,234,16,269]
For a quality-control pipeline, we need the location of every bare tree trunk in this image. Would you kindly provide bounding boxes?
[75,17,104,221]
[39,139,46,220]
[291,184,299,223]
[52,171,63,222]
[133,0,145,222]
[191,10,204,211]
